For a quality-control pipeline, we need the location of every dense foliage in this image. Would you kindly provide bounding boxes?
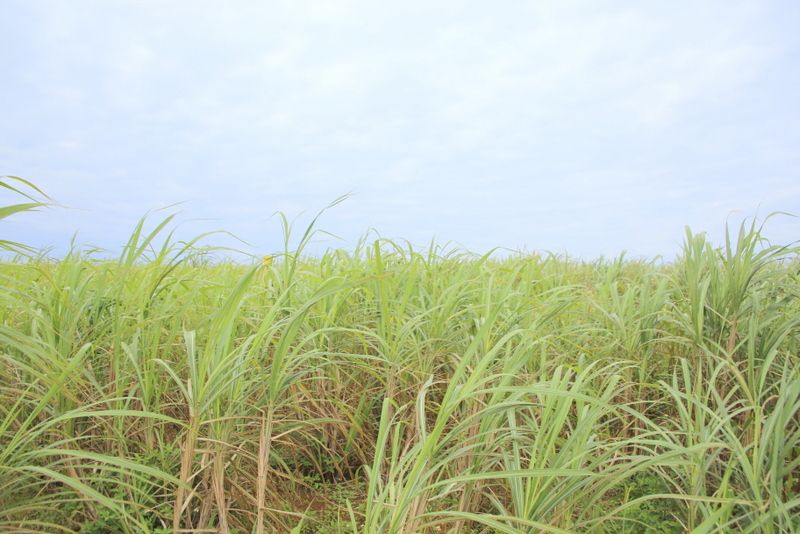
[1,181,799,532]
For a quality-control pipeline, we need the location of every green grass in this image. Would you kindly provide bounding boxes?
[1,180,799,532]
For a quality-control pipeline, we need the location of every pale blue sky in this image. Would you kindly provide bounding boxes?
[1,1,799,258]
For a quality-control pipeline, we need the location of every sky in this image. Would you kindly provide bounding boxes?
[1,0,799,259]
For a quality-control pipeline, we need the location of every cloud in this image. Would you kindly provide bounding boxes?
[1,0,798,258]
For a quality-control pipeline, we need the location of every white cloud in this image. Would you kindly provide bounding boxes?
[1,0,798,257]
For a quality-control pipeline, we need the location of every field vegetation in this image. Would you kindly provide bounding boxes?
[1,177,799,532]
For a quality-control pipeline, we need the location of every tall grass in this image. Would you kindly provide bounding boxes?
[0,186,798,532]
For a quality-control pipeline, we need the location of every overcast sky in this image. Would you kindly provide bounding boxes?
[1,1,799,259]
